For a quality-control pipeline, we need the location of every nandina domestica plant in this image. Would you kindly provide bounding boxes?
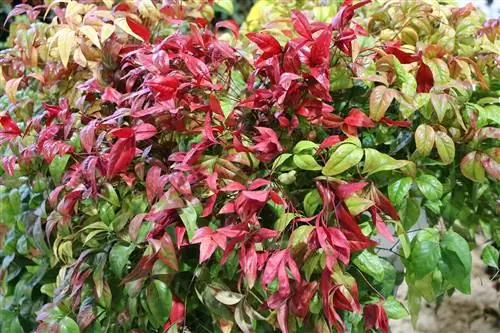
[0,1,498,333]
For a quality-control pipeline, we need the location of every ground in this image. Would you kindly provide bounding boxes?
[390,245,500,333]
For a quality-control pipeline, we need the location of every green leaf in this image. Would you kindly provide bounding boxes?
[408,287,421,329]
[146,280,172,327]
[303,189,321,216]
[438,231,471,294]
[423,57,450,85]
[293,140,318,154]
[109,243,135,277]
[6,317,23,333]
[278,170,296,185]
[430,94,449,122]
[330,65,353,90]
[369,85,398,121]
[362,148,410,175]
[415,124,435,156]
[394,220,411,258]
[388,177,413,207]
[49,154,70,184]
[293,154,322,171]
[393,57,417,97]
[102,183,120,207]
[434,131,455,165]
[353,250,384,282]
[213,0,234,15]
[399,198,420,230]
[481,244,499,269]
[413,269,442,302]
[99,202,115,225]
[60,316,80,333]
[407,228,441,278]
[274,212,296,232]
[416,175,443,200]
[290,225,315,248]
[383,296,409,319]
[345,196,374,216]
[179,204,198,241]
[272,153,292,170]
[323,143,363,176]
[215,291,244,305]
[460,152,486,182]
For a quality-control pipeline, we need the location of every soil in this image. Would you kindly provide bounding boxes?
[390,246,500,333]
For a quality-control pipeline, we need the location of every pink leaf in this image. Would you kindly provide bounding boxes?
[291,9,313,40]
[134,123,157,141]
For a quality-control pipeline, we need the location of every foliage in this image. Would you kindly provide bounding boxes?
[0,1,498,333]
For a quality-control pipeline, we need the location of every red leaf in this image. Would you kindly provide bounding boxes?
[371,186,400,220]
[110,127,135,138]
[318,135,342,150]
[107,136,136,178]
[146,76,179,99]
[242,190,269,203]
[364,303,389,333]
[277,304,289,333]
[249,178,271,190]
[379,117,411,127]
[262,250,287,285]
[370,207,394,243]
[291,9,313,40]
[146,165,162,204]
[310,29,332,67]
[158,233,179,271]
[102,87,122,104]
[80,120,96,154]
[220,182,246,192]
[134,123,157,141]
[209,94,225,120]
[384,41,421,64]
[163,297,185,332]
[336,182,368,199]
[183,54,210,80]
[416,63,434,93]
[290,281,318,318]
[126,17,150,42]
[332,0,371,31]
[1,155,16,176]
[0,114,21,136]
[343,109,375,128]
[215,20,239,38]
[247,32,282,56]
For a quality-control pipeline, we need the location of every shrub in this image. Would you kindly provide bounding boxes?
[0,1,498,332]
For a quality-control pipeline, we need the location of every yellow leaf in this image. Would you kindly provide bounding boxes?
[138,0,161,20]
[369,85,398,121]
[114,17,144,42]
[103,0,114,9]
[44,0,69,20]
[58,28,76,68]
[100,23,115,43]
[79,25,101,49]
[65,1,83,22]
[73,47,87,67]
[0,67,6,91]
[5,77,23,104]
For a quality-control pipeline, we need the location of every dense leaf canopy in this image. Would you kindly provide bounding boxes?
[0,1,498,333]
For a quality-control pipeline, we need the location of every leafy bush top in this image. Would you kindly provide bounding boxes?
[0,1,498,333]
